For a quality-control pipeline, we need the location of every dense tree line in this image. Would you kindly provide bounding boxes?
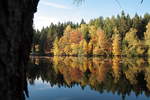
[32,22,79,55]
[32,11,150,57]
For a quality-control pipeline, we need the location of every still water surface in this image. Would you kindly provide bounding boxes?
[26,57,150,100]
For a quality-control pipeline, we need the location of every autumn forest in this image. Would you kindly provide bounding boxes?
[32,11,150,57]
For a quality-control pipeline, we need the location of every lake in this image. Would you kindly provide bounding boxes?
[26,57,150,100]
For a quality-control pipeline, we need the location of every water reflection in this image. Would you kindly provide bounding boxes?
[27,57,150,100]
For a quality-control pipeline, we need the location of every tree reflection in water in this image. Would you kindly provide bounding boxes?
[27,57,150,99]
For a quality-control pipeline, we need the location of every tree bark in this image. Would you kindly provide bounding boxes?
[0,0,39,100]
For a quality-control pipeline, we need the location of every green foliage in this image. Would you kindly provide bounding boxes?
[32,12,150,57]
[80,24,90,42]
[125,28,139,46]
[144,22,150,56]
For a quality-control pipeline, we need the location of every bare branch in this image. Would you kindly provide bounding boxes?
[73,0,85,5]
[141,0,143,4]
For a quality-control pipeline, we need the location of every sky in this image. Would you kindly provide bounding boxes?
[34,0,150,30]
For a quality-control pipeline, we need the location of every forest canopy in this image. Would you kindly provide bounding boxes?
[32,11,150,57]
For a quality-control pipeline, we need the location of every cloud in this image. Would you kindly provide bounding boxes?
[41,1,72,9]
[33,14,83,30]
[34,14,59,30]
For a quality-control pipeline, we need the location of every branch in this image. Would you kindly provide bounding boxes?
[73,0,85,5]
[141,0,143,3]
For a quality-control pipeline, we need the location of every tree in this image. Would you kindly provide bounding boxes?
[89,25,97,39]
[125,28,139,46]
[124,28,140,56]
[97,29,108,51]
[39,28,48,54]
[144,22,150,55]
[53,38,60,55]
[80,24,90,42]
[64,25,72,40]
[88,41,93,55]
[32,29,41,53]
[117,11,130,39]
[82,39,88,55]
[112,33,121,56]
[64,45,72,55]
[89,17,104,29]
[103,17,114,38]
[80,19,86,24]
[70,30,82,44]
[112,57,121,83]
[132,14,144,39]
[95,29,109,55]
[0,0,39,100]
[71,43,80,56]
[45,25,57,53]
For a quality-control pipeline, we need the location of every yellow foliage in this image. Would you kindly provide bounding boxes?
[97,29,108,50]
[89,25,97,38]
[64,45,72,55]
[144,22,150,55]
[64,25,72,35]
[112,34,121,56]
[88,41,93,55]
[71,43,80,55]
[82,40,88,55]
[93,47,101,55]
[53,38,59,55]
[125,28,139,46]
[144,22,150,45]
[145,67,150,90]
[112,57,121,82]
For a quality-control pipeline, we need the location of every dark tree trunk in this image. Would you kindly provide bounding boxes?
[0,0,39,100]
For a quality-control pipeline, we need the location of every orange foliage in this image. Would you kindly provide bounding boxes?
[70,30,83,44]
